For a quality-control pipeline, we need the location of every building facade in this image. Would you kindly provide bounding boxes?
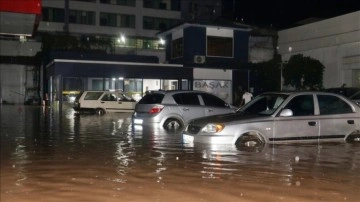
[157,22,252,103]
[39,0,182,61]
[0,0,278,105]
[1,0,186,104]
[278,11,360,88]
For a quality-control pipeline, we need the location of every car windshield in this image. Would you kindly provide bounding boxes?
[237,93,289,115]
[138,93,164,104]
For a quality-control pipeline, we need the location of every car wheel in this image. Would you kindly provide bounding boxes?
[163,118,182,131]
[235,133,265,152]
[95,108,105,116]
[346,133,360,143]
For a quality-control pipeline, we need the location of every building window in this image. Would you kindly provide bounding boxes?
[69,10,96,25]
[143,16,180,30]
[100,0,135,6]
[124,79,142,101]
[172,38,183,58]
[144,0,180,10]
[94,35,164,50]
[100,12,135,28]
[207,36,233,57]
[42,7,65,22]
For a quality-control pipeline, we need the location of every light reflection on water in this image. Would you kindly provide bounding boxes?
[1,105,360,202]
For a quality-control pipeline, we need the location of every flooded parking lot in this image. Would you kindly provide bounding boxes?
[1,104,360,202]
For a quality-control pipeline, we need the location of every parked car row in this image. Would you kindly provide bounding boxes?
[73,89,360,149]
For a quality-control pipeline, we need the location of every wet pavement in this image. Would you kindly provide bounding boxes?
[1,104,360,202]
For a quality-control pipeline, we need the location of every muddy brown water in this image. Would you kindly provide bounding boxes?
[1,104,359,202]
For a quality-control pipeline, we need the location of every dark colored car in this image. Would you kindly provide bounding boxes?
[350,91,360,106]
[325,87,360,98]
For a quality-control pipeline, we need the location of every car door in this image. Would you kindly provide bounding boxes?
[172,93,205,123]
[199,93,234,116]
[272,94,320,143]
[99,92,120,112]
[316,94,358,141]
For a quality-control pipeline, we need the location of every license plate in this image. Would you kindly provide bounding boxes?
[183,134,194,143]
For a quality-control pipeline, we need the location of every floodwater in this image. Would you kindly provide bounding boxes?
[1,104,360,202]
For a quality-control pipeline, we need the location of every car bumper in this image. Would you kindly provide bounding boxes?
[182,132,234,145]
[132,113,162,125]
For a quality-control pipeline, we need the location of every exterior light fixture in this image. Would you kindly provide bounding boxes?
[118,77,124,80]
[159,38,165,45]
[117,34,126,43]
[120,35,126,43]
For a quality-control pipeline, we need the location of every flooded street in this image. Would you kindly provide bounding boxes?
[1,104,360,202]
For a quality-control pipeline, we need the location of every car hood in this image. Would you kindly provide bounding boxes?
[188,112,268,126]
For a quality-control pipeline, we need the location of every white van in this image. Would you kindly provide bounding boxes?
[73,91,137,115]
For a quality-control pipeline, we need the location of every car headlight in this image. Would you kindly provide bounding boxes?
[201,123,224,133]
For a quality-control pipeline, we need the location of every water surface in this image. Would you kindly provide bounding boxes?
[1,105,359,202]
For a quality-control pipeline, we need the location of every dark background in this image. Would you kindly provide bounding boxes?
[222,0,360,29]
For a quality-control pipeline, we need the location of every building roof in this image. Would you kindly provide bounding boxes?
[156,18,252,37]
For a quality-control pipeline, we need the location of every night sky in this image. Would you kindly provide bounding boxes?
[223,0,360,29]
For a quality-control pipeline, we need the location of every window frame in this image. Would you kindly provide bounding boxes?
[200,93,228,108]
[206,36,233,58]
[171,38,183,59]
[173,93,201,106]
[317,94,354,115]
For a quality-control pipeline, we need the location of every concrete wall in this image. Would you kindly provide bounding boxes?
[278,11,360,88]
[248,36,274,63]
[0,65,27,104]
[0,40,41,56]
[0,39,41,104]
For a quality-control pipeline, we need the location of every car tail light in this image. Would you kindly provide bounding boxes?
[149,105,164,114]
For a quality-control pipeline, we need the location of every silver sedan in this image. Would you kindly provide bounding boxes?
[183,91,360,149]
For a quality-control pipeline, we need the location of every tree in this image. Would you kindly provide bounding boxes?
[251,54,282,92]
[282,54,325,90]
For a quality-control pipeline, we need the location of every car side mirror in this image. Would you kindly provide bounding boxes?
[280,109,293,117]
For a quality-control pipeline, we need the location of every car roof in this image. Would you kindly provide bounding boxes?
[147,90,214,95]
[325,87,360,97]
[260,91,347,97]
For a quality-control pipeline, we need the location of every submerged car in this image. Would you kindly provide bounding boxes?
[183,91,360,149]
[350,91,360,106]
[73,90,136,115]
[132,90,236,130]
